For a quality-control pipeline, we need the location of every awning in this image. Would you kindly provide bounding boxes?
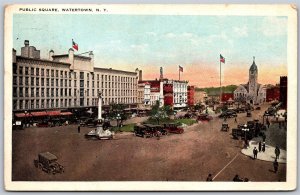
[15,113,31,118]
[60,112,73,116]
[31,111,48,117]
[47,111,61,116]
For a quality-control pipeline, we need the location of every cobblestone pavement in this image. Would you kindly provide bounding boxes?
[12,103,286,181]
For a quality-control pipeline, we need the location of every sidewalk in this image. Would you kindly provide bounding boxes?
[241,140,286,163]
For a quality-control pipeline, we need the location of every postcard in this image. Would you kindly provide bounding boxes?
[4,4,297,191]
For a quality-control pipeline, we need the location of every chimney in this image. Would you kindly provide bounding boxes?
[160,67,163,80]
[139,70,142,81]
[49,50,54,61]
[24,40,29,47]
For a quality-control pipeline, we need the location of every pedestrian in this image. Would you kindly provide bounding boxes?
[233,174,243,182]
[262,133,266,142]
[234,117,237,123]
[266,118,270,128]
[206,174,213,181]
[275,146,280,160]
[253,147,258,159]
[78,124,81,133]
[273,159,279,173]
[258,141,262,152]
[262,142,266,152]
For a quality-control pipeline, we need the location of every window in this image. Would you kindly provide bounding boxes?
[25,67,28,75]
[41,69,44,76]
[31,88,34,97]
[65,99,67,107]
[46,78,49,86]
[36,68,40,76]
[65,71,67,78]
[13,76,17,85]
[87,98,89,106]
[13,100,17,110]
[31,77,34,85]
[56,70,58,77]
[41,78,44,86]
[74,72,77,79]
[80,98,84,106]
[51,99,54,108]
[19,100,23,109]
[92,81,94,88]
[69,80,71,87]
[36,88,39,97]
[74,89,77,96]
[69,89,71,96]
[97,74,99,80]
[19,66,23,75]
[51,78,54,86]
[97,82,99,88]
[69,99,71,106]
[56,89,58,96]
[56,100,58,107]
[65,79,67,87]
[51,88,54,97]
[92,89,95,96]
[80,80,84,87]
[25,88,28,97]
[13,87,17,97]
[60,71,63,77]
[19,77,23,85]
[46,88,49,97]
[41,100,44,108]
[36,100,39,109]
[51,70,54,77]
[87,81,89,87]
[41,88,44,97]
[87,89,89,96]
[31,67,34,75]
[56,79,58,87]
[25,100,29,109]
[80,89,84,96]
[74,80,77,87]
[60,79,63,87]
[19,87,23,97]
[36,78,39,86]
[60,89,63,96]
[87,73,89,80]
[46,100,50,108]
[60,99,63,107]
[65,89,67,96]
[74,99,77,106]
[13,65,17,74]
[80,72,84,79]
[69,72,71,78]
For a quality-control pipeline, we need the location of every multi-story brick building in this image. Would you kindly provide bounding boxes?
[187,86,195,106]
[13,40,138,115]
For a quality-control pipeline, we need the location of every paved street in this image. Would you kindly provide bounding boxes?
[12,103,286,181]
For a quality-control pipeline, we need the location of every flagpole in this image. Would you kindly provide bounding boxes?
[179,66,180,81]
[220,60,222,103]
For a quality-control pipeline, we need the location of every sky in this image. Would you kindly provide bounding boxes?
[13,14,288,87]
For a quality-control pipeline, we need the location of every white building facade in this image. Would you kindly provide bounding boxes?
[234,58,266,105]
[172,80,188,108]
[13,40,138,112]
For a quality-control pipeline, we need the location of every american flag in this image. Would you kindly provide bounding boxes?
[220,54,225,63]
[179,65,183,72]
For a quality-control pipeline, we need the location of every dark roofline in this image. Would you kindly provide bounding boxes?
[17,56,71,66]
[53,54,91,60]
[94,67,137,75]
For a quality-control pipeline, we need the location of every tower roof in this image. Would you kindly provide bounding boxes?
[249,56,257,71]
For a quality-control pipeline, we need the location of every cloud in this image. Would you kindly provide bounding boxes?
[233,26,248,37]
[260,17,287,36]
[130,43,149,50]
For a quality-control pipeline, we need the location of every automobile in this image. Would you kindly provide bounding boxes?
[221,122,229,132]
[12,121,24,130]
[34,152,64,174]
[37,120,54,128]
[246,111,252,117]
[134,124,153,138]
[163,123,184,134]
[197,114,213,122]
[219,110,237,118]
[144,124,168,136]
[255,107,261,110]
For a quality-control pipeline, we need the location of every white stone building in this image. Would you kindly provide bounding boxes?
[234,57,266,105]
[13,40,138,113]
[172,80,188,108]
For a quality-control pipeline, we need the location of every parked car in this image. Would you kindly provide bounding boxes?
[134,124,153,138]
[246,111,252,117]
[163,123,184,134]
[144,124,168,136]
[197,114,213,122]
[37,120,54,128]
[34,152,64,174]
[219,110,237,118]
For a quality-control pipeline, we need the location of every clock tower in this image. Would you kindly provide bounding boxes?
[248,56,258,103]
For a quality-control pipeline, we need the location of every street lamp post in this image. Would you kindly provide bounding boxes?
[116,113,121,131]
[242,124,249,148]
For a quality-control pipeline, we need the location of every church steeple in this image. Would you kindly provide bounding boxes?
[249,56,257,72]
